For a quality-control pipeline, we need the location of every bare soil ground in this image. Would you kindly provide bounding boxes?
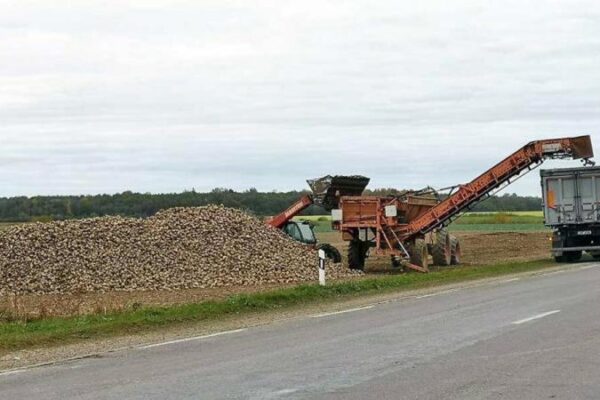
[454,231,550,265]
[317,230,551,271]
[0,231,551,319]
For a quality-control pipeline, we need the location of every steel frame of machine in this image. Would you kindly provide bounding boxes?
[330,136,594,272]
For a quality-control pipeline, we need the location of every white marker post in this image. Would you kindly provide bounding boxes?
[318,249,326,286]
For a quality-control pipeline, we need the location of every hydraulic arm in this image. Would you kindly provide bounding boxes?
[266,195,314,229]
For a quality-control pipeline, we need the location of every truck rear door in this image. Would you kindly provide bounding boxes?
[543,168,600,225]
[544,175,578,224]
[576,170,600,223]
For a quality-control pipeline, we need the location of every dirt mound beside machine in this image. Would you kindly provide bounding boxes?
[270,135,594,272]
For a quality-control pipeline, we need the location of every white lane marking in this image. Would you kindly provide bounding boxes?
[544,270,567,276]
[512,310,561,325]
[274,389,298,395]
[139,328,247,349]
[579,264,599,270]
[311,305,374,318]
[500,278,520,283]
[416,289,458,299]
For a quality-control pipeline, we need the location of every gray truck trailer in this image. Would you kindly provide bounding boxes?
[541,166,600,262]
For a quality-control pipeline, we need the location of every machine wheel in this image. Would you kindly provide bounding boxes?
[431,229,451,266]
[409,239,429,270]
[564,251,582,262]
[450,235,461,265]
[348,240,369,270]
[316,243,342,264]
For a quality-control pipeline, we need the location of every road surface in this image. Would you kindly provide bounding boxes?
[3,264,600,399]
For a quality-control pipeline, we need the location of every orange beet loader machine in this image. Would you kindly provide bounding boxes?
[319,136,594,272]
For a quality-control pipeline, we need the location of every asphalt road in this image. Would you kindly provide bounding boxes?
[3,264,600,400]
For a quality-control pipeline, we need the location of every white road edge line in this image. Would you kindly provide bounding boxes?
[500,278,520,283]
[0,369,26,377]
[139,328,247,350]
[416,289,458,299]
[544,270,567,276]
[512,310,561,325]
[311,305,374,318]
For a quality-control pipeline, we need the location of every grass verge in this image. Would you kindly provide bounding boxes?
[0,259,556,353]
[455,212,543,225]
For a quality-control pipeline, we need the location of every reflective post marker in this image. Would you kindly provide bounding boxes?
[318,249,326,286]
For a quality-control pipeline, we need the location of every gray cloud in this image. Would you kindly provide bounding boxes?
[1,0,599,196]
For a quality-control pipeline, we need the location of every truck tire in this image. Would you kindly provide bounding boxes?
[431,229,451,266]
[409,239,429,270]
[348,240,369,270]
[564,251,582,262]
[316,243,342,264]
[450,235,461,265]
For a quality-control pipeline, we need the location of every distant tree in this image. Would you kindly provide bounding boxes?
[0,189,542,222]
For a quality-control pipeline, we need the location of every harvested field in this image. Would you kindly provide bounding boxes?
[316,231,552,271]
[453,231,550,265]
[0,206,359,297]
[0,283,306,319]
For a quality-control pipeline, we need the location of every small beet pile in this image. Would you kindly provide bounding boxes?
[0,206,358,295]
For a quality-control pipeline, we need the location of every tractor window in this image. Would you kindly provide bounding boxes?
[285,223,303,242]
[298,223,316,244]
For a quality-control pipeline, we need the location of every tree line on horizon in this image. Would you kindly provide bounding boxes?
[0,189,543,222]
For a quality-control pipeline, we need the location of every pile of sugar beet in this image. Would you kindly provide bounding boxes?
[0,206,359,295]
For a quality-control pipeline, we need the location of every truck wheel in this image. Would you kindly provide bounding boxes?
[348,240,369,270]
[431,229,451,266]
[450,236,461,265]
[564,251,582,262]
[409,239,429,270]
[554,255,566,263]
[316,243,342,264]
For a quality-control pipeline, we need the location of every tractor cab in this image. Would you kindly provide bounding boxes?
[282,221,317,245]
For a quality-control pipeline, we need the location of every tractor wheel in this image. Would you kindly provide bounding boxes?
[409,239,429,270]
[316,243,342,264]
[431,229,451,266]
[450,235,461,265]
[564,251,582,262]
[348,240,369,270]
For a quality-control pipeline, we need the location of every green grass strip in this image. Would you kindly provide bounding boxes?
[0,259,555,352]
[449,224,549,232]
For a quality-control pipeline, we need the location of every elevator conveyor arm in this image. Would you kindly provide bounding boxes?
[397,136,594,239]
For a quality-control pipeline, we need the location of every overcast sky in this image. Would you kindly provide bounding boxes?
[1,0,599,197]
